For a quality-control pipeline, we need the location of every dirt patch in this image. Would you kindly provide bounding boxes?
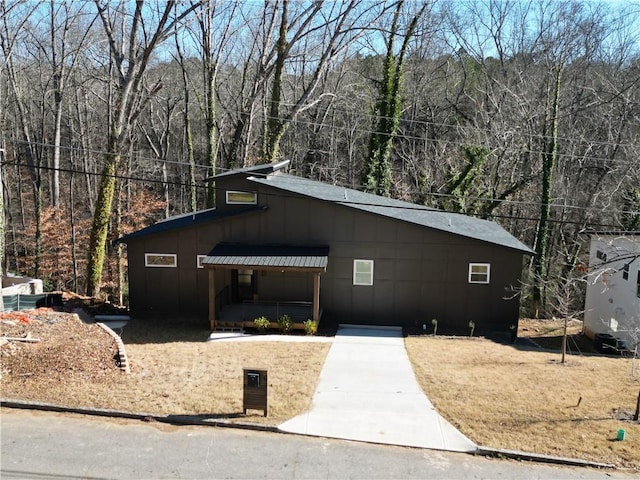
[518,318,597,352]
[1,309,119,382]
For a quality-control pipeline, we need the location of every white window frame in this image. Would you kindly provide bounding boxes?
[353,259,374,286]
[197,255,207,269]
[468,263,490,284]
[145,253,177,268]
[226,190,257,205]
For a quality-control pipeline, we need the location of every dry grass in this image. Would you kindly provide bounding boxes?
[118,319,331,423]
[1,315,330,425]
[405,334,640,469]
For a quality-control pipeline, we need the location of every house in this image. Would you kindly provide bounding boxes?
[117,160,534,337]
[583,233,640,351]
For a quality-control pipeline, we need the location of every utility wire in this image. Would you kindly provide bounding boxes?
[6,108,640,170]
[3,160,637,231]
[1,161,209,190]
[4,157,639,216]
[271,99,640,151]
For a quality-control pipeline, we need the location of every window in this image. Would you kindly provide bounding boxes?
[596,250,607,262]
[237,269,254,287]
[353,259,374,286]
[622,263,629,280]
[197,255,207,269]
[468,263,490,284]
[226,190,257,205]
[145,253,177,268]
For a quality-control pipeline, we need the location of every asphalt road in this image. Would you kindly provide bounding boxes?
[0,408,633,479]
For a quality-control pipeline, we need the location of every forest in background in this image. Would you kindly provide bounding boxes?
[1,0,639,318]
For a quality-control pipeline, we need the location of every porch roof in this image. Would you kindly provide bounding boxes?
[202,243,329,271]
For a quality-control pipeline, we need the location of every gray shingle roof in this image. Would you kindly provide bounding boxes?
[249,173,534,254]
[116,206,266,243]
[203,243,329,270]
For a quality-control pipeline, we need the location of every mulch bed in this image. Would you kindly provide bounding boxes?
[0,309,120,383]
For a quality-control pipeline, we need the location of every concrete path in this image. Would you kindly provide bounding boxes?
[279,325,477,453]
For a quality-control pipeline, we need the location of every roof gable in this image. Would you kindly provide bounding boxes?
[208,159,290,181]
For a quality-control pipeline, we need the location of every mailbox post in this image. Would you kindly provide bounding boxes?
[243,368,268,416]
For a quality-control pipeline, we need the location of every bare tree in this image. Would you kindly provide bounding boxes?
[86,0,199,297]
[0,0,44,276]
[363,0,428,197]
[262,0,371,164]
[39,1,96,209]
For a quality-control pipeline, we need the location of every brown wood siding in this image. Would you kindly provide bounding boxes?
[125,180,525,334]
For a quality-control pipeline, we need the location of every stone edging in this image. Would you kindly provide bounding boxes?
[96,322,130,374]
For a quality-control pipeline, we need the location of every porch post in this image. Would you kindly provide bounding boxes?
[208,268,216,330]
[313,272,321,322]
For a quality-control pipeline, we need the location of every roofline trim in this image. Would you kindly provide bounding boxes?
[206,159,290,181]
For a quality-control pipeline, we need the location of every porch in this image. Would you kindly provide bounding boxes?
[202,243,330,332]
[214,300,321,332]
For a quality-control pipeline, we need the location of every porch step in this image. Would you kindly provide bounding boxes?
[214,326,244,333]
[213,321,245,333]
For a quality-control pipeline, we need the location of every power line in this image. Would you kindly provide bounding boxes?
[4,160,636,231]
[272,99,640,152]
[274,113,640,167]
[5,158,638,217]
[6,105,640,171]
[1,161,209,190]
[7,138,214,170]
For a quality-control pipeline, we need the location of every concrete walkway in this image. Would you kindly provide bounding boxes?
[279,325,477,453]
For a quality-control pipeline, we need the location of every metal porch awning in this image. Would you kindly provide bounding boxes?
[203,243,329,329]
[202,243,329,272]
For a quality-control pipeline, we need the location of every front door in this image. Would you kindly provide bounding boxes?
[232,269,256,302]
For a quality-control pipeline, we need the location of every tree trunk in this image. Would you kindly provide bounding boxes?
[33,183,42,278]
[51,85,62,209]
[86,0,200,296]
[364,1,426,197]
[185,116,197,212]
[0,149,4,312]
[205,68,217,207]
[75,88,94,213]
[86,151,119,297]
[263,0,289,164]
[175,34,197,212]
[69,173,78,293]
[114,181,124,306]
[532,66,562,318]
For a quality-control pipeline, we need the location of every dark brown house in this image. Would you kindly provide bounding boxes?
[118,160,533,337]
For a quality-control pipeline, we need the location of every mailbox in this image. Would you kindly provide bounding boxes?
[243,368,268,416]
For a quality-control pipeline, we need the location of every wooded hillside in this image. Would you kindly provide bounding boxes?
[1,0,639,317]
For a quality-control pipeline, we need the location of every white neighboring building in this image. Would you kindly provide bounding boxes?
[583,234,640,351]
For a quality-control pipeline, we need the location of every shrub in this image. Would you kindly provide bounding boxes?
[277,314,293,334]
[303,319,318,336]
[254,316,270,332]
